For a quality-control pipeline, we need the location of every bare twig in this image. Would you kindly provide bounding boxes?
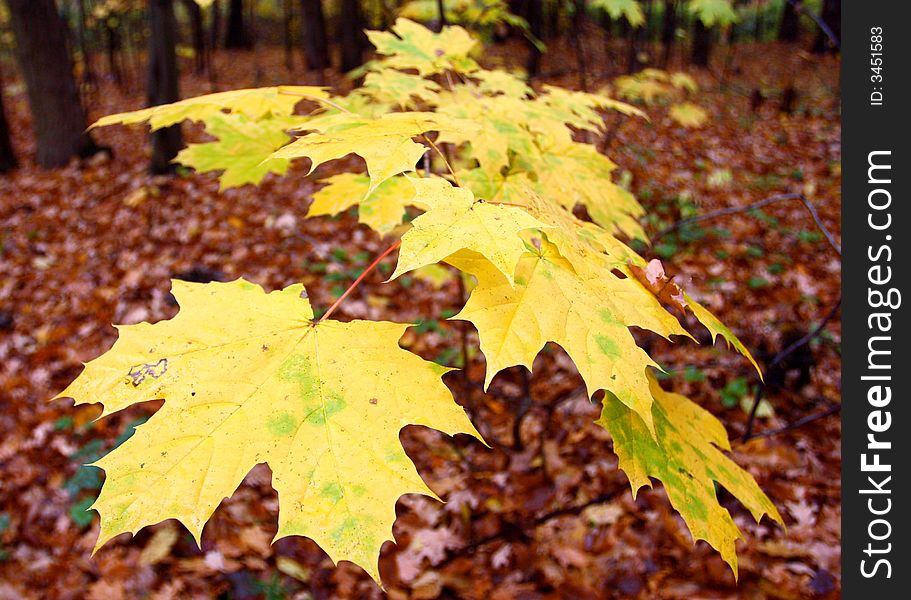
[740,403,840,442]
[654,192,841,256]
[439,488,623,564]
[742,295,841,440]
[422,133,460,185]
[788,0,840,50]
[318,240,400,322]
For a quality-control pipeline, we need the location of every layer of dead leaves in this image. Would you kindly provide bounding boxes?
[0,34,840,599]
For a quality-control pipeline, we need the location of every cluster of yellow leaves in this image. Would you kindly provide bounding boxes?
[77,18,780,586]
[611,68,708,128]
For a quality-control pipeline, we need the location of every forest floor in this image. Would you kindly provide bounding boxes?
[0,33,840,600]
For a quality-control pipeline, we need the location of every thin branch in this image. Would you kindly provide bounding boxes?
[421,133,460,185]
[318,240,401,322]
[654,193,841,256]
[480,200,528,208]
[788,0,840,50]
[438,488,623,564]
[740,403,840,442]
[277,88,352,114]
[742,295,841,440]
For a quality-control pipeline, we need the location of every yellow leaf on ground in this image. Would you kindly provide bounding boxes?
[669,102,709,128]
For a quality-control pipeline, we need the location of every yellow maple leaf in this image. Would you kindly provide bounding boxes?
[55,279,483,583]
[390,177,546,285]
[669,102,710,128]
[309,173,423,235]
[175,113,299,190]
[92,86,328,131]
[685,293,762,376]
[448,237,690,433]
[366,18,479,75]
[270,112,477,194]
[599,372,782,576]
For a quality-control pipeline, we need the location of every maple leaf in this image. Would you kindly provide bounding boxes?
[55,279,483,583]
[590,0,646,27]
[448,237,690,433]
[598,372,782,575]
[270,112,477,194]
[670,72,699,93]
[531,141,646,240]
[92,86,327,131]
[685,293,762,376]
[437,92,535,174]
[471,69,533,98]
[174,113,298,190]
[308,173,422,234]
[688,0,739,27]
[365,18,479,75]
[390,177,546,285]
[669,102,709,128]
[360,68,442,108]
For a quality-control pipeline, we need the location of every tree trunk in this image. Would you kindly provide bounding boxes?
[104,21,124,87]
[627,0,653,73]
[148,0,184,175]
[180,0,207,74]
[225,0,250,49]
[661,0,677,67]
[75,0,96,87]
[572,0,588,89]
[210,0,223,49]
[691,19,712,66]
[812,0,840,53]
[778,0,800,42]
[0,65,17,173]
[283,0,295,71]
[339,0,366,72]
[525,0,543,78]
[300,0,330,71]
[7,0,100,168]
[434,0,447,32]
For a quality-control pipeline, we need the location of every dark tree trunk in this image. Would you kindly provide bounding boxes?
[434,0,447,32]
[104,21,124,86]
[75,0,96,87]
[543,0,559,39]
[283,0,295,71]
[661,0,677,67]
[626,0,652,73]
[691,19,712,66]
[572,0,588,89]
[812,0,840,54]
[0,66,17,173]
[7,0,100,168]
[210,0,223,49]
[339,0,366,72]
[300,0,330,71]
[525,0,543,78]
[180,0,207,74]
[148,0,183,175]
[778,0,800,42]
[225,0,250,49]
